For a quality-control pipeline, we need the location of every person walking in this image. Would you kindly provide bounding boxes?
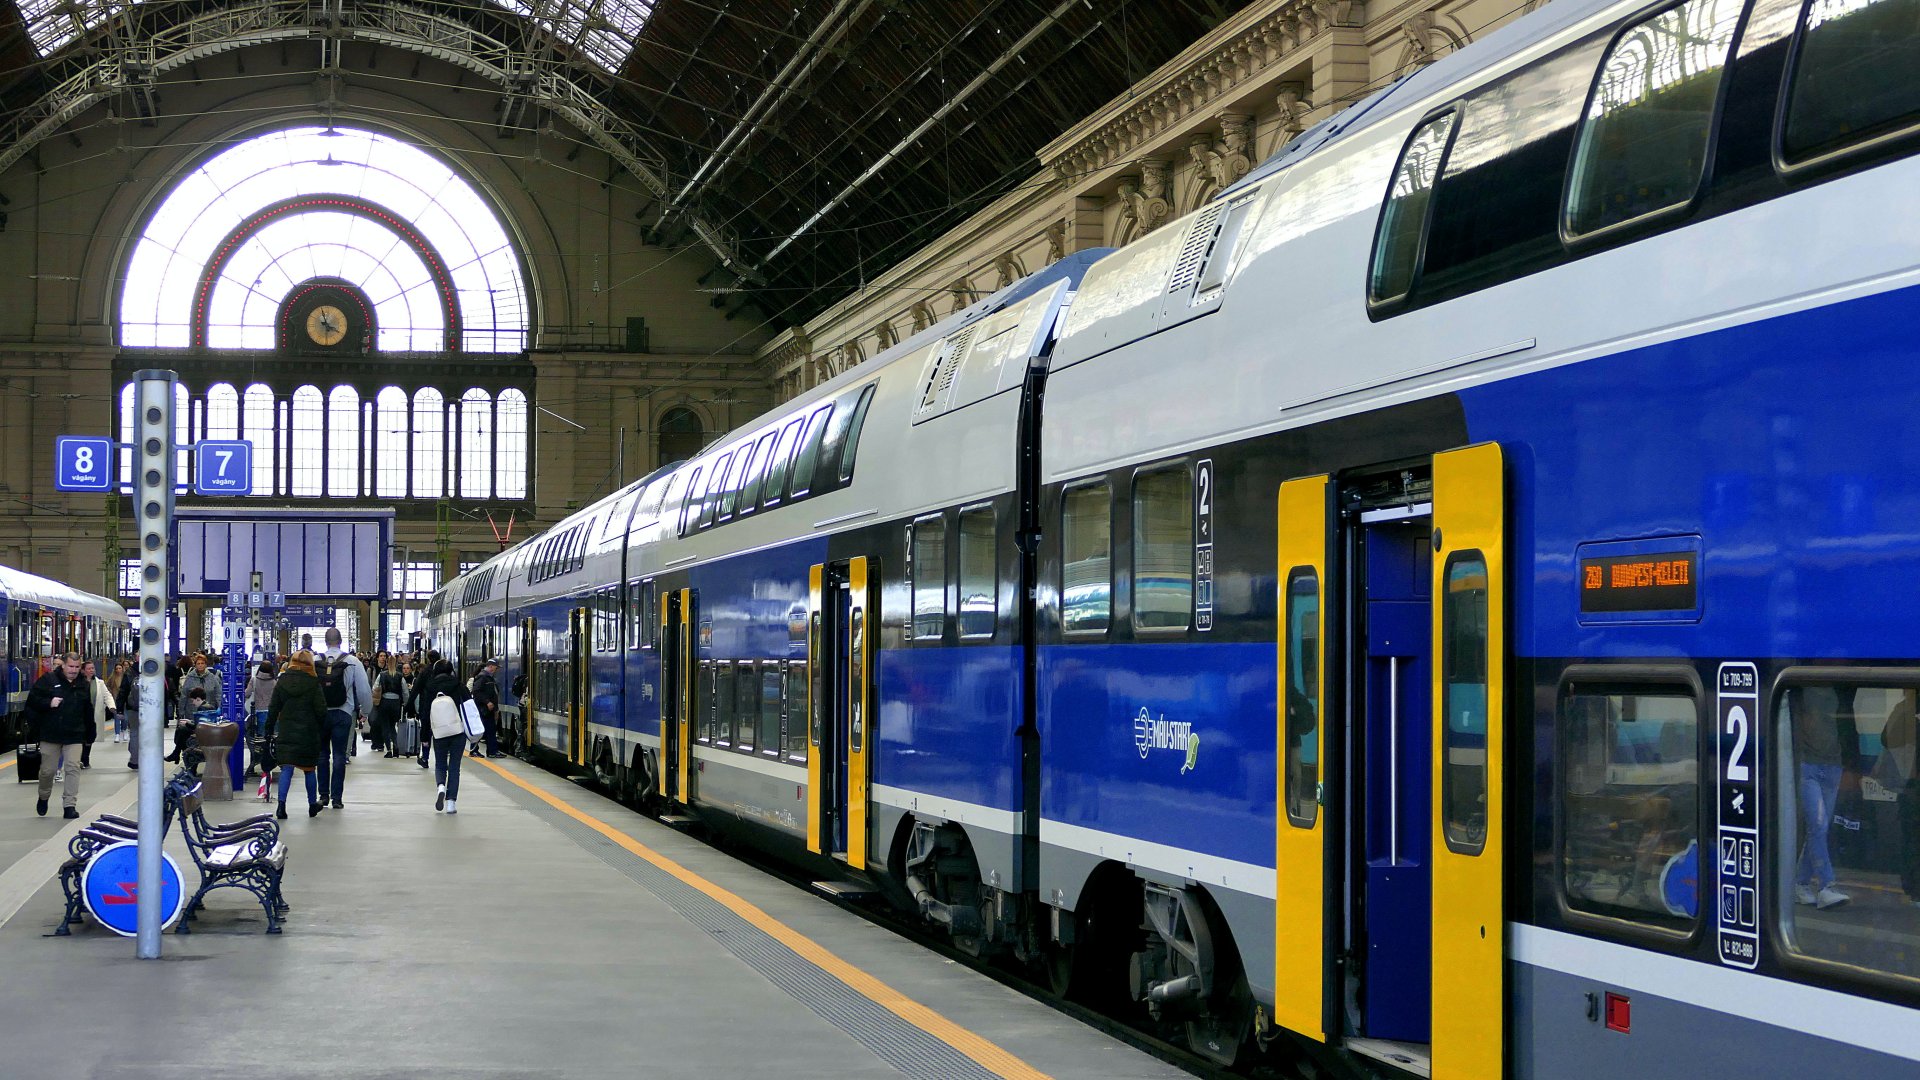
[373,654,407,757]
[368,651,392,753]
[471,658,502,758]
[265,650,328,819]
[414,658,471,814]
[406,651,442,770]
[104,661,130,745]
[24,652,89,818]
[243,661,279,779]
[80,659,111,770]
[176,653,222,725]
[313,628,370,810]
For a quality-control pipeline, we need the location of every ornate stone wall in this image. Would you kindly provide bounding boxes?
[761,0,1511,399]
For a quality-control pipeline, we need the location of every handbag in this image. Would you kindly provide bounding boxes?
[428,694,464,740]
[459,698,486,739]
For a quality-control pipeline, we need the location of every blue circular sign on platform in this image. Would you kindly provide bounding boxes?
[80,842,186,937]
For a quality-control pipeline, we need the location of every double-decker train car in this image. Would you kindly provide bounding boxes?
[433,0,1920,1072]
[1,564,132,746]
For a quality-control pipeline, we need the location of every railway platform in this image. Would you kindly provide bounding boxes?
[0,737,1188,1080]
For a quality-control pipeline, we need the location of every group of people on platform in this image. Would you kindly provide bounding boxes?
[17,635,505,822]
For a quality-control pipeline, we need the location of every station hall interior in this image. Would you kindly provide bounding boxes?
[3,0,1920,1078]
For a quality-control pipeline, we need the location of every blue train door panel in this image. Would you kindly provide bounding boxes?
[1357,510,1433,1044]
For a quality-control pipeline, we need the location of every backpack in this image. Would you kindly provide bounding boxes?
[317,655,350,709]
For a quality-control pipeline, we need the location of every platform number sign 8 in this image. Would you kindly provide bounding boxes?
[54,436,114,492]
[1716,662,1760,970]
[192,440,252,496]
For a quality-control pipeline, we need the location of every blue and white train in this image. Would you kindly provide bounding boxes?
[432,0,1920,1072]
[1,563,132,746]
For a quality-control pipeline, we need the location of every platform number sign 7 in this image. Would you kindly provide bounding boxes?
[193,440,252,496]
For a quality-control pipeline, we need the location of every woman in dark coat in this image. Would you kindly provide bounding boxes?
[266,650,328,819]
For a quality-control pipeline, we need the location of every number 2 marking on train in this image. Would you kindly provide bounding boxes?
[1716,662,1761,970]
[1194,458,1214,632]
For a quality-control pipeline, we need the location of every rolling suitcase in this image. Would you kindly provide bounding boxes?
[16,743,41,784]
[391,717,419,757]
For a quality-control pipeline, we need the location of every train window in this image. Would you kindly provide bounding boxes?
[678,465,706,537]
[910,514,947,641]
[718,446,753,522]
[1283,568,1321,829]
[697,661,715,743]
[788,404,834,501]
[761,418,806,510]
[814,387,866,494]
[808,613,825,752]
[849,608,865,754]
[1132,467,1194,632]
[713,662,734,745]
[1441,553,1490,855]
[1061,483,1111,635]
[785,661,808,762]
[1564,0,1745,239]
[736,431,779,517]
[957,505,996,639]
[759,667,782,757]
[835,383,879,486]
[699,451,733,530]
[1418,43,1594,299]
[1561,681,1700,927]
[734,663,757,752]
[1369,111,1458,305]
[1779,0,1920,167]
[1774,676,1920,986]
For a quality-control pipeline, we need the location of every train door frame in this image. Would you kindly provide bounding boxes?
[519,617,536,753]
[659,589,694,804]
[1276,446,1508,1079]
[806,558,873,867]
[567,605,589,767]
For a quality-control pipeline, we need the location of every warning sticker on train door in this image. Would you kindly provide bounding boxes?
[1195,458,1214,632]
[1716,662,1760,969]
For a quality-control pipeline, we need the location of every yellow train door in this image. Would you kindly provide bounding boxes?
[805,558,873,866]
[1274,474,1333,1043]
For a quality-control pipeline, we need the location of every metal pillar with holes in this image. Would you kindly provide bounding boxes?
[133,369,177,958]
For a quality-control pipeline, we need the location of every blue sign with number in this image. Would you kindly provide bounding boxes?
[194,440,252,496]
[81,840,186,937]
[54,436,114,492]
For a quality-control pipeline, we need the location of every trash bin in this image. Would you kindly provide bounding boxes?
[195,721,241,801]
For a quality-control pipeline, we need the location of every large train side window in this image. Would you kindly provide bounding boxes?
[717,447,753,522]
[678,465,705,537]
[909,513,947,641]
[784,661,808,762]
[1560,674,1700,930]
[1564,0,1745,240]
[834,383,878,487]
[736,431,779,517]
[697,661,715,743]
[713,662,735,746]
[1779,0,1920,168]
[699,452,733,530]
[1132,466,1193,632]
[733,663,757,752]
[1774,673,1920,988]
[1060,483,1112,636]
[761,418,806,510]
[1283,568,1320,828]
[788,405,835,501]
[1441,553,1490,855]
[1369,111,1458,305]
[758,666,782,758]
[957,505,996,640]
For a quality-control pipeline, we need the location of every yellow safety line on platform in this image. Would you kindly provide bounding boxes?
[474,757,1054,1080]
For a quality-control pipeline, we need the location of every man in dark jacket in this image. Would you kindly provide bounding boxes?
[471,658,502,758]
[25,652,90,818]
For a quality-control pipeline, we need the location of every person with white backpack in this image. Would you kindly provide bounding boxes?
[415,658,473,814]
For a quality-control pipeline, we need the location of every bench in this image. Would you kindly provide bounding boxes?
[54,770,194,936]
[174,781,288,935]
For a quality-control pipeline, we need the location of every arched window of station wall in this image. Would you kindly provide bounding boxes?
[657,407,705,467]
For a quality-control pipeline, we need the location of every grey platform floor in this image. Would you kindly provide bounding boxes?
[0,736,1189,1080]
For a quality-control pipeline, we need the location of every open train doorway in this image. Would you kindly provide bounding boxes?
[1274,444,1506,1079]
[806,558,872,867]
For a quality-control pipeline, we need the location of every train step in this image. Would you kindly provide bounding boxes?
[657,814,698,825]
[812,880,878,900]
[1344,1038,1430,1078]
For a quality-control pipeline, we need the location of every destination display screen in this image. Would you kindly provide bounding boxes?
[1580,551,1698,613]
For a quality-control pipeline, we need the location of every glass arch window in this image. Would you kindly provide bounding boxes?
[206,384,240,440]
[121,126,529,352]
[291,386,324,496]
[460,389,494,499]
[375,388,410,497]
[412,388,446,498]
[497,390,529,500]
[243,384,276,494]
[328,386,361,496]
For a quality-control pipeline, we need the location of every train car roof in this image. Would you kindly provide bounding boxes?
[0,563,128,623]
